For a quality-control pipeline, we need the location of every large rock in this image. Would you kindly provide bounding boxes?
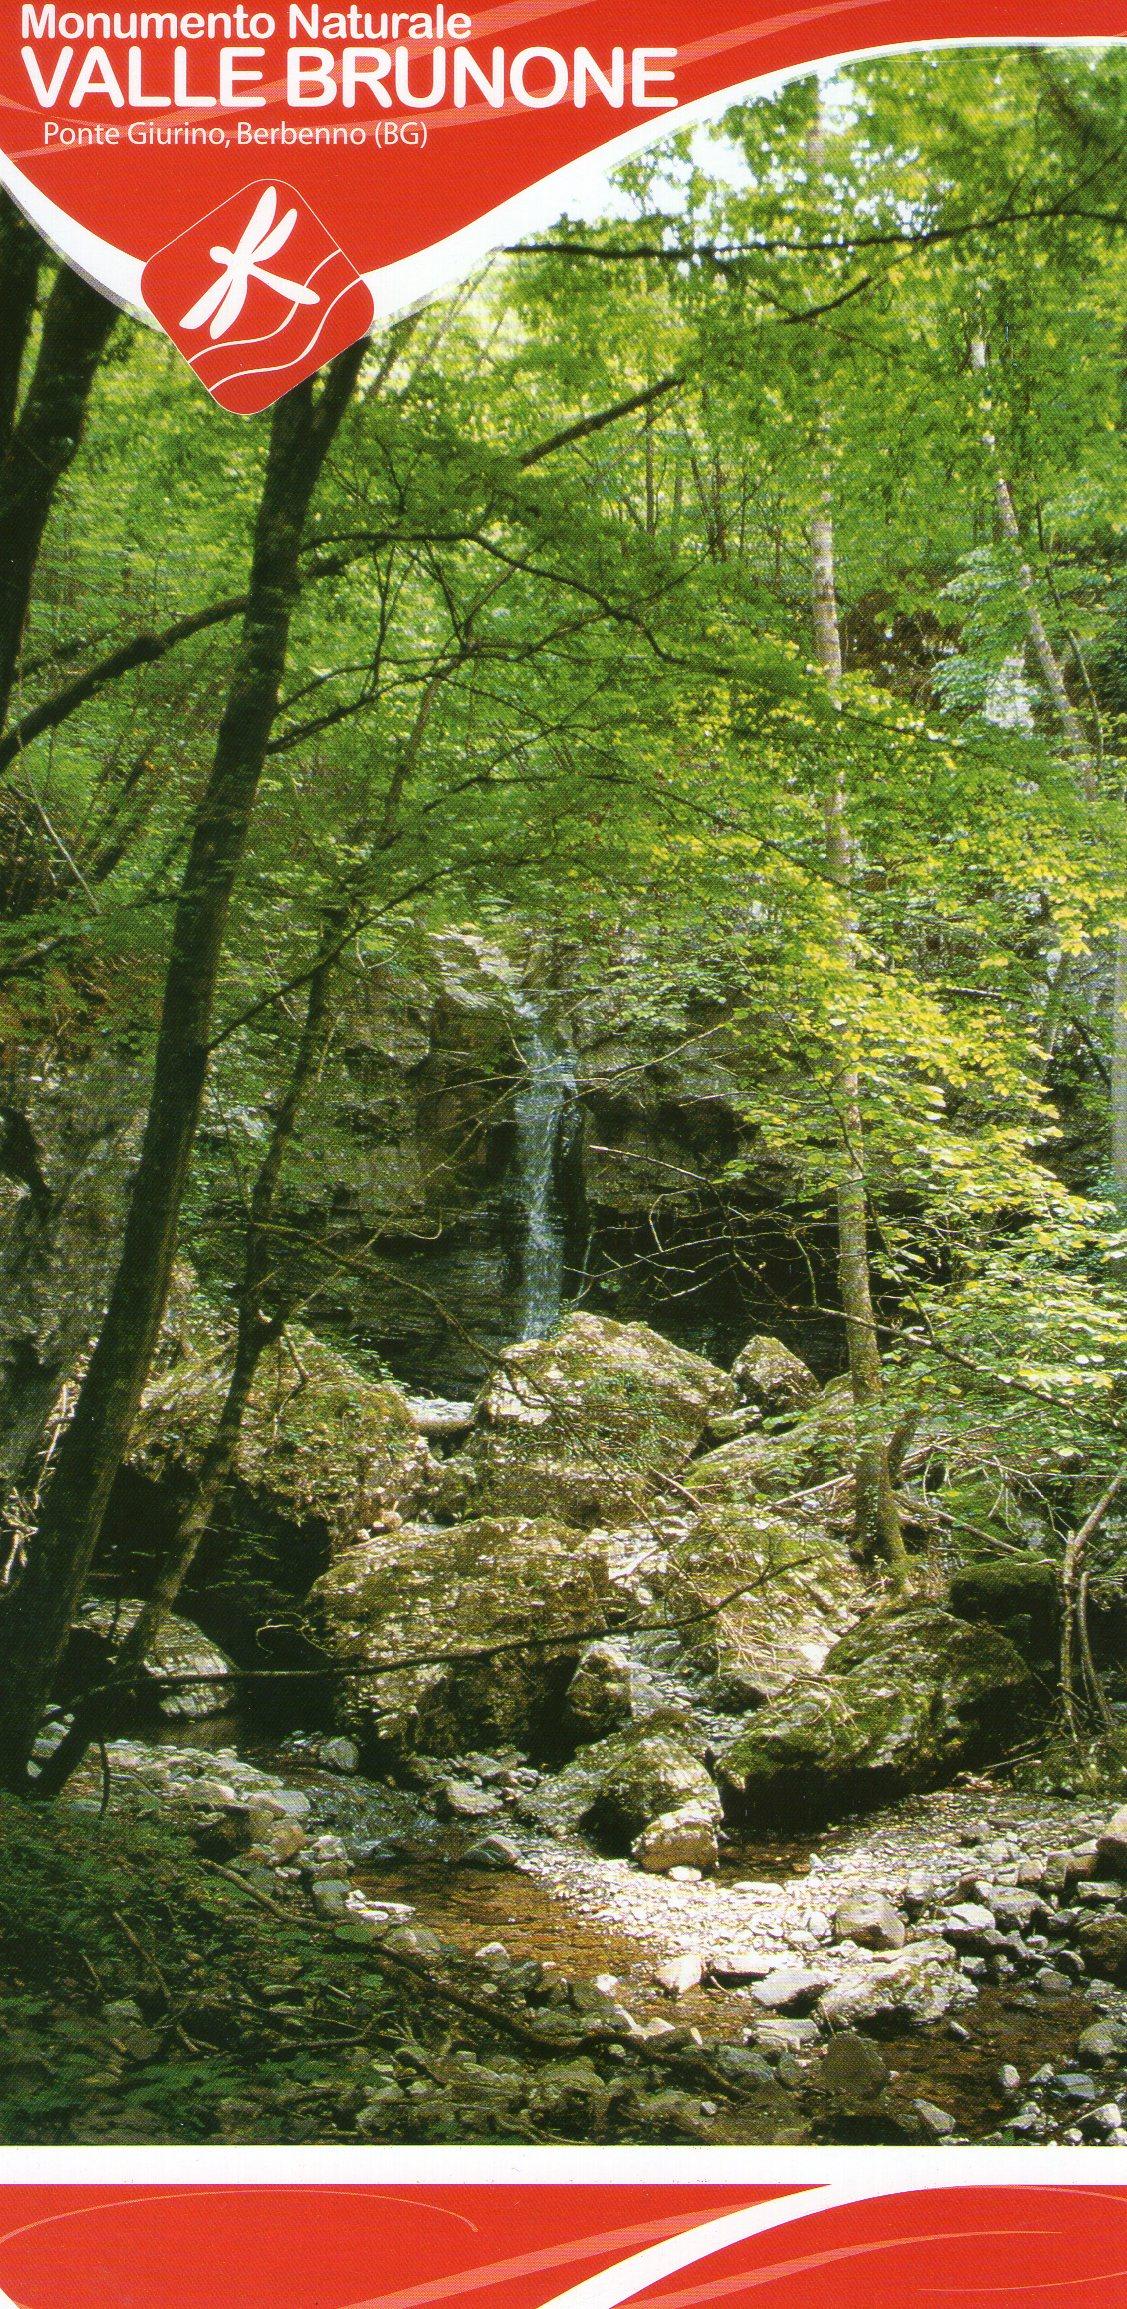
[564,1641,636,1740]
[832,1892,906,1951]
[585,1726,721,1853]
[303,1514,633,1762]
[437,1312,735,1527]
[1096,1807,1127,1880]
[69,1599,234,1719]
[689,1379,855,1515]
[517,1716,709,1841]
[664,1511,864,1701]
[129,1311,426,1559]
[716,1607,1037,1824]
[633,1804,719,1874]
[947,1553,1059,1667]
[820,1939,974,2031]
[730,1335,819,1417]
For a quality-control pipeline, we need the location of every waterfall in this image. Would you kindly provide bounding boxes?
[513,994,576,1340]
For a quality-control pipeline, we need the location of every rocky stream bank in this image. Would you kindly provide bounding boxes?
[14,1296,1127,2145]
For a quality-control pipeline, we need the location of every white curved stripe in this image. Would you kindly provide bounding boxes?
[532,2185,844,2309]
[526,2176,1047,2309]
[0,144,146,313]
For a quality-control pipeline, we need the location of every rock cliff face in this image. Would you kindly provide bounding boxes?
[196,928,829,1397]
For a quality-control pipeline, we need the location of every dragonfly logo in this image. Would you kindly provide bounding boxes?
[179,185,320,340]
[142,180,375,412]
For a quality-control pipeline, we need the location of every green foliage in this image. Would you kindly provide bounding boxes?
[0,1792,398,2142]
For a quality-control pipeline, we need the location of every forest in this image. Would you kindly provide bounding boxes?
[3,46,1127,2147]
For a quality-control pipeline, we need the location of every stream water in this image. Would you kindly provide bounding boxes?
[513,996,577,1340]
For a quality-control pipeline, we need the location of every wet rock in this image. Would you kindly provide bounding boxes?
[437,1312,735,1527]
[632,1804,719,1875]
[982,1886,1050,1935]
[585,1728,721,1854]
[749,2017,822,2053]
[1076,1915,1127,1983]
[914,2098,956,2140]
[998,2063,1022,2095]
[436,1778,501,1820]
[729,1336,819,1417]
[1096,1807,1127,1880]
[1056,2072,1099,2103]
[316,1736,360,1774]
[711,2045,776,2091]
[902,1870,935,1915]
[311,1878,352,1919]
[820,1939,974,2031]
[305,1514,631,1762]
[1078,2018,1127,2064]
[464,1834,522,1871]
[832,1893,906,1950]
[565,1642,636,1741]
[716,1608,1037,1824]
[752,1966,826,2014]
[655,1953,703,1998]
[69,1599,234,1721]
[817,2031,889,2099]
[527,2057,619,2127]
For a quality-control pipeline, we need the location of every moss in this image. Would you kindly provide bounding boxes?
[716,1607,1038,1825]
[948,1553,1059,1666]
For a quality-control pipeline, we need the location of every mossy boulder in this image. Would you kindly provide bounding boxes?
[515,1716,717,1850]
[689,1378,855,1515]
[730,1335,819,1417]
[435,1312,735,1527]
[664,1509,865,1702]
[716,1606,1037,1825]
[584,1727,721,1853]
[303,1514,634,1763]
[947,1552,1059,1667]
[129,1309,427,1558]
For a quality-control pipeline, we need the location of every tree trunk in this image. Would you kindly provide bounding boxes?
[34,944,339,1797]
[0,263,119,732]
[0,350,364,1791]
[969,334,1127,1181]
[805,106,908,1590]
[0,193,41,462]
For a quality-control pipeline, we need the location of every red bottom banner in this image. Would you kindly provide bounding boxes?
[2,2175,1127,2309]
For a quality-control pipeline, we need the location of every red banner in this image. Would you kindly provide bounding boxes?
[2,0,1126,404]
[2,2180,1127,2309]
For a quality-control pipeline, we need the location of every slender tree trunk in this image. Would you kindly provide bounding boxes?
[33,938,339,1799]
[806,108,907,1590]
[813,496,909,1588]
[969,334,1127,1179]
[0,193,41,462]
[0,351,364,1790]
[0,264,119,732]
